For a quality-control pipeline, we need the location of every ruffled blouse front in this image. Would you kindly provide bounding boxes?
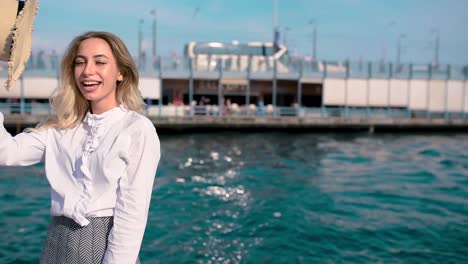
[70,105,128,226]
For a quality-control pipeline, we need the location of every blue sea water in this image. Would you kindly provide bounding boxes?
[0,132,467,263]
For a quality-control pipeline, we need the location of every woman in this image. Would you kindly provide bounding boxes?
[0,31,161,263]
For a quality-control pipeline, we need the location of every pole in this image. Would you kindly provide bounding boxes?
[407,63,413,118]
[444,64,450,119]
[309,19,317,60]
[463,71,467,118]
[218,58,223,116]
[426,63,432,119]
[138,19,144,68]
[273,0,278,30]
[434,30,440,66]
[396,36,401,67]
[151,9,157,58]
[344,60,349,116]
[273,59,277,116]
[158,55,163,116]
[246,55,252,115]
[313,26,317,60]
[273,0,279,52]
[388,63,393,116]
[396,34,405,70]
[297,57,303,116]
[189,58,194,116]
[366,62,372,117]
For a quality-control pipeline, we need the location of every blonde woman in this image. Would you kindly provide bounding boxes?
[0,31,161,263]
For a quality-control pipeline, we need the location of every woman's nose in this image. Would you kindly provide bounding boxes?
[83,62,95,75]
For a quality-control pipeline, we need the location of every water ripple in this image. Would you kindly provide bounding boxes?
[1,133,467,263]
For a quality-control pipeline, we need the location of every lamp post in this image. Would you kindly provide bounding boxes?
[396,33,405,68]
[150,9,157,58]
[273,0,280,51]
[381,21,395,65]
[138,19,144,68]
[431,28,440,66]
[308,19,317,60]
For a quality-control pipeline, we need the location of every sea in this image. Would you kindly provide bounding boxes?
[0,132,467,263]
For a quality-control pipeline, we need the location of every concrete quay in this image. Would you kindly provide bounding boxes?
[3,114,468,134]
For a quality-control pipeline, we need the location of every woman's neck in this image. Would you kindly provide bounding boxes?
[90,102,118,115]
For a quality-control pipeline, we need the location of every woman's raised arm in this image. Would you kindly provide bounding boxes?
[0,112,47,166]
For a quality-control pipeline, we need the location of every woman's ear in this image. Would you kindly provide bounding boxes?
[117,73,123,82]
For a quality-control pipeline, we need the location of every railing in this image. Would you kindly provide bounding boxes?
[1,57,467,120]
[2,102,467,120]
[0,102,53,116]
[2,57,467,80]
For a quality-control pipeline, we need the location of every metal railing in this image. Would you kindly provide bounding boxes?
[1,57,467,120]
[2,56,467,80]
[2,102,467,120]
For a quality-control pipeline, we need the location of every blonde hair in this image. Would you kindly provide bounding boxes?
[38,31,143,130]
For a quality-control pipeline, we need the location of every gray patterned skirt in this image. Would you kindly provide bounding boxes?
[40,216,141,264]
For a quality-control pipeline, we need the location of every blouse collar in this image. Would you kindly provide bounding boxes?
[84,104,128,128]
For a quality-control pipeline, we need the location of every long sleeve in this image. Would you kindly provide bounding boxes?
[103,118,161,264]
[0,112,46,166]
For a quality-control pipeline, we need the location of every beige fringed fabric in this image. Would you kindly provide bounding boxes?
[6,0,39,91]
[0,0,39,91]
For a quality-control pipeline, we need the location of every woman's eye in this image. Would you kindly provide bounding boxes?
[74,61,85,65]
[96,61,107,65]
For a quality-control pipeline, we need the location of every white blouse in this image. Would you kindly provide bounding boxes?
[0,105,161,264]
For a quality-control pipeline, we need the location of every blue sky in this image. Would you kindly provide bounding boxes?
[32,0,468,65]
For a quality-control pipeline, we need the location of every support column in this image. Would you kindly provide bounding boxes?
[297,60,303,117]
[189,58,194,116]
[218,58,223,116]
[366,62,372,117]
[463,68,467,119]
[463,77,467,119]
[426,64,432,119]
[387,63,393,117]
[444,64,451,119]
[407,63,413,118]
[246,55,252,115]
[273,58,278,116]
[344,60,350,116]
[158,55,163,116]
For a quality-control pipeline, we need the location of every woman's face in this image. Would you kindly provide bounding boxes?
[74,37,123,114]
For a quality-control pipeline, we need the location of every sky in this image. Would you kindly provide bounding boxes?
[31,0,468,65]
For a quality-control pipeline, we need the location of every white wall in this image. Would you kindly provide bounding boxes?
[368,79,388,107]
[428,80,445,112]
[323,79,345,105]
[346,79,367,106]
[389,79,409,107]
[446,81,464,112]
[408,80,428,110]
[139,78,161,99]
[323,78,467,112]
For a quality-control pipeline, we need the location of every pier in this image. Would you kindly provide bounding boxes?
[1,44,468,133]
[3,114,468,133]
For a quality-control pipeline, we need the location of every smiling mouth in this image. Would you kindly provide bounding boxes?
[80,81,102,92]
[82,81,102,86]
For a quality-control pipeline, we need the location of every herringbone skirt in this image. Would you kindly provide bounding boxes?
[40,216,141,264]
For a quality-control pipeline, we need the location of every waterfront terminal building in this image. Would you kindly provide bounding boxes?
[1,42,467,131]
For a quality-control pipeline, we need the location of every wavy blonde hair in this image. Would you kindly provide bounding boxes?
[38,31,143,130]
